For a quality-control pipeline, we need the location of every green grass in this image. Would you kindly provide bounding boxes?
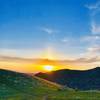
[0,70,100,100]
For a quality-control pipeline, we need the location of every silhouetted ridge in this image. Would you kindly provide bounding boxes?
[36,67,100,90]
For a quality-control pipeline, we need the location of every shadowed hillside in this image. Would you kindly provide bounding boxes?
[1,69,100,100]
[0,69,62,100]
[36,67,100,90]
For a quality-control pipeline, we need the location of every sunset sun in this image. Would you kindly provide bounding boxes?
[43,65,54,71]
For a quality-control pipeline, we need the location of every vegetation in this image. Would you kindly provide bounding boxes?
[0,69,100,100]
[36,67,100,90]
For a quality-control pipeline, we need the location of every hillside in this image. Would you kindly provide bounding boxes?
[0,69,100,100]
[36,67,100,90]
[0,69,63,100]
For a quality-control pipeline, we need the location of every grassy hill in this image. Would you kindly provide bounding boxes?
[0,69,100,100]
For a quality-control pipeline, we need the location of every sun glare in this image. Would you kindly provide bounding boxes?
[43,65,54,71]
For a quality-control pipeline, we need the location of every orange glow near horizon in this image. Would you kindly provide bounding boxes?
[0,54,97,73]
[0,60,97,73]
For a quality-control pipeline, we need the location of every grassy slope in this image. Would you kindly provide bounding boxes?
[0,69,100,100]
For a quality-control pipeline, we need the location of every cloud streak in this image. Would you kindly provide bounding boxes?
[87,45,100,54]
[83,35,100,41]
[0,55,99,64]
[0,55,100,72]
[85,1,100,10]
[91,21,100,35]
[82,1,100,59]
[41,27,58,34]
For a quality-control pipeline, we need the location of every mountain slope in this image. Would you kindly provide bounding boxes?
[0,69,62,100]
[36,67,100,90]
[1,69,100,100]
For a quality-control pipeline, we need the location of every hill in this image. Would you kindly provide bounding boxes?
[36,67,100,90]
[0,69,62,100]
[0,69,100,100]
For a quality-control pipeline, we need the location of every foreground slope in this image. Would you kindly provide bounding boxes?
[0,69,61,100]
[36,67,100,90]
[0,69,100,100]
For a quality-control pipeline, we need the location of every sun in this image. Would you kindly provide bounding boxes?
[43,65,54,71]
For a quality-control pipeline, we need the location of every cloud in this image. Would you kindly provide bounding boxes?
[87,45,100,54]
[0,48,44,59]
[82,1,100,56]
[85,1,100,35]
[60,56,100,68]
[91,22,100,34]
[73,57,100,63]
[85,1,100,10]
[0,55,34,63]
[61,38,69,43]
[0,55,99,65]
[81,45,100,59]
[0,54,100,72]
[87,1,100,35]
[41,27,57,34]
[83,35,100,41]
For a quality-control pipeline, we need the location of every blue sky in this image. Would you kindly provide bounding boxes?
[0,0,100,60]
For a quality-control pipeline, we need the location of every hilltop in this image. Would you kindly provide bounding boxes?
[36,67,100,90]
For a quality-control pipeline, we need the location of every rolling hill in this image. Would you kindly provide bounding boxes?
[36,67,100,90]
[0,69,62,100]
[0,69,100,100]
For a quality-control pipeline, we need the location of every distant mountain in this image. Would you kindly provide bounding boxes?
[35,67,100,90]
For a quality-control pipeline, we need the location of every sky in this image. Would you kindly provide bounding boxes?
[0,0,100,72]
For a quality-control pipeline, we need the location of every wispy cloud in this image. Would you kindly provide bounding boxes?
[41,27,58,34]
[0,48,43,59]
[87,45,100,54]
[91,21,100,34]
[82,1,100,59]
[85,1,100,10]
[83,35,100,41]
[73,57,100,63]
[61,38,69,43]
[85,1,100,34]
[0,55,100,71]
[0,55,34,63]
[81,45,100,59]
